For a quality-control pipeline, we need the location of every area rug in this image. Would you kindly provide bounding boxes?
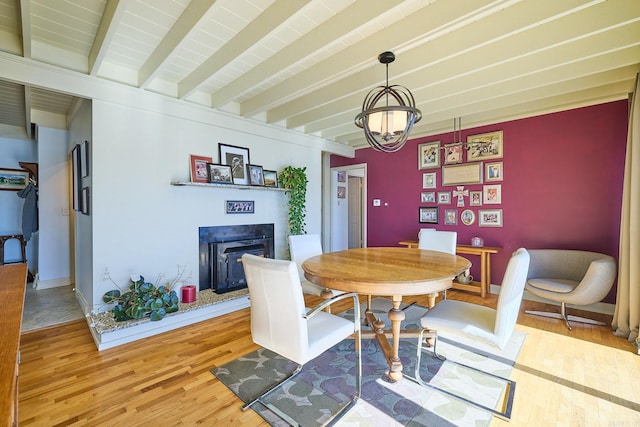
[211,298,526,426]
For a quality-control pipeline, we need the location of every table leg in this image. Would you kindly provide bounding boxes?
[480,253,488,298]
[426,293,437,309]
[387,296,405,382]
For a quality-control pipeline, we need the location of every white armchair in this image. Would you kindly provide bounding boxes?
[240,254,362,425]
[289,234,337,299]
[418,230,457,300]
[524,249,616,330]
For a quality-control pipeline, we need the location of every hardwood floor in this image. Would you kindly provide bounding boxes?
[18,291,640,426]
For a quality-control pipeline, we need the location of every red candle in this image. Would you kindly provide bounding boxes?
[181,285,196,303]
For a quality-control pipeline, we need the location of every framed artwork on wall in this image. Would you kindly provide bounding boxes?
[461,209,475,226]
[419,207,439,224]
[219,144,250,185]
[418,141,440,170]
[0,168,29,191]
[337,170,346,182]
[485,161,503,182]
[467,130,503,161]
[421,192,435,203]
[479,209,503,227]
[422,172,437,189]
[81,187,90,215]
[442,163,483,186]
[337,186,346,198]
[71,144,82,211]
[263,170,278,187]
[470,191,482,206]
[444,209,458,225]
[248,164,265,186]
[190,154,213,183]
[444,143,464,164]
[81,141,90,178]
[438,192,451,204]
[226,200,255,214]
[483,184,502,204]
[206,163,233,184]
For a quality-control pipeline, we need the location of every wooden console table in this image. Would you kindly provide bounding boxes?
[0,263,28,426]
[398,241,501,298]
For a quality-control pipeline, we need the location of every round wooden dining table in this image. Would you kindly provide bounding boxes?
[302,247,471,382]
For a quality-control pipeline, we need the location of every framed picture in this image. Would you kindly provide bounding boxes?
[248,164,265,186]
[419,207,438,224]
[467,130,503,161]
[444,209,458,225]
[190,154,213,183]
[206,163,233,184]
[438,192,451,204]
[71,145,82,210]
[418,141,440,170]
[421,192,435,203]
[470,191,482,206]
[485,161,503,182]
[337,186,346,198]
[461,209,475,226]
[337,170,346,182]
[81,141,90,178]
[422,172,437,189]
[226,200,254,214]
[219,144,250,185]
[483,184,502,204]
[444,143,463,164]
[442,163,483,186]
[0,168,29,191]
[263,170,278,187]
[81,187,90,215]
[479,209,503,227]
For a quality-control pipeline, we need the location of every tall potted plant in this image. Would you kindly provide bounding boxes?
[279,166,307,235]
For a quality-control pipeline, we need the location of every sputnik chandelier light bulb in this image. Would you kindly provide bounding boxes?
[354,51,422,153]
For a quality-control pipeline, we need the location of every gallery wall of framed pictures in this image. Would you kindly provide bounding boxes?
[72,140,91,215]
[417,130,504,228]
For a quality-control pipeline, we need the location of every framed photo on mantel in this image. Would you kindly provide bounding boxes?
[219,144,250,185]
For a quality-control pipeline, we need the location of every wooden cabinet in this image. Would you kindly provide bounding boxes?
[0,264,28,426]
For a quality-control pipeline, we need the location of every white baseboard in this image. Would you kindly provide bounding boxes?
[488,284,615,316]
[87,295,250,351]
[34,275,72,289]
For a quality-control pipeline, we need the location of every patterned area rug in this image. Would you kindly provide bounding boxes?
[211,298,526,426]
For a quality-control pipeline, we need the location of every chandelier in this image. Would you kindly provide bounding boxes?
[354,51,422,153]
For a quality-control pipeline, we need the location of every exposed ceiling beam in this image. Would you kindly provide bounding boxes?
[138,0,219,89]
[89,0,128,76]
[178,0,311,100]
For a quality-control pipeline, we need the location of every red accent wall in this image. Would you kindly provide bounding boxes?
[331,101,628,303]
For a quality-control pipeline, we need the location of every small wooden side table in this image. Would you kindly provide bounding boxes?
[398,240,501,298]
[0,235,27,265]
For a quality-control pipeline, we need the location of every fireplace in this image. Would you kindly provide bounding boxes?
[199,224,274,293]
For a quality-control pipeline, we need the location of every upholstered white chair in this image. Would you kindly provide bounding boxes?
[289,234,340,299]
[524,249,616,330]
[412,248,530,419]
[418,230,457,254]
[418,230,457,300]
[240,254,361,425]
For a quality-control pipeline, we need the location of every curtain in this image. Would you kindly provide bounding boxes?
[613,73,640,344]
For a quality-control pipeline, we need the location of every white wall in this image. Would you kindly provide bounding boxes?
[35,126,71,287]
[87,99,326,311]
[68,99,93,310]
[0,135,37,266]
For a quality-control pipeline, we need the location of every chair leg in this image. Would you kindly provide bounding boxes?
[408,329,516,420]
[525,302,606,331]
[241,364,303,411]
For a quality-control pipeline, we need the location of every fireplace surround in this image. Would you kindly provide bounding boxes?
[199,224,274,293]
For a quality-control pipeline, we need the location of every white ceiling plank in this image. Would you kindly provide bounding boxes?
[177,0,311,100]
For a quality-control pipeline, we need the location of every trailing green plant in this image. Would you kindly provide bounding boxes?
[279,166,308,235]
[102,267,186,322]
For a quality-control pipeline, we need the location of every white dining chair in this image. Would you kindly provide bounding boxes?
[418,230,457,300]
[241,254,361,425]
[289,234,341,300]
[410,248,530,420]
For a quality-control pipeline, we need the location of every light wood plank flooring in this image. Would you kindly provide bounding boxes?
[18,291,640,426]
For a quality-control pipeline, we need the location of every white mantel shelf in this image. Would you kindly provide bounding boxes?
[171,181,287,192]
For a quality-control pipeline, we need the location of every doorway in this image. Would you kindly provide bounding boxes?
[329,164,366,252]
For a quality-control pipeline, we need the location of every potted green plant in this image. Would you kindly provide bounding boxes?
[102,269,184,322]
[279,166,308,235]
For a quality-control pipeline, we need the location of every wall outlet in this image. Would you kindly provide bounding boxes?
[373,199,381,206]
[62,207,69,216]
